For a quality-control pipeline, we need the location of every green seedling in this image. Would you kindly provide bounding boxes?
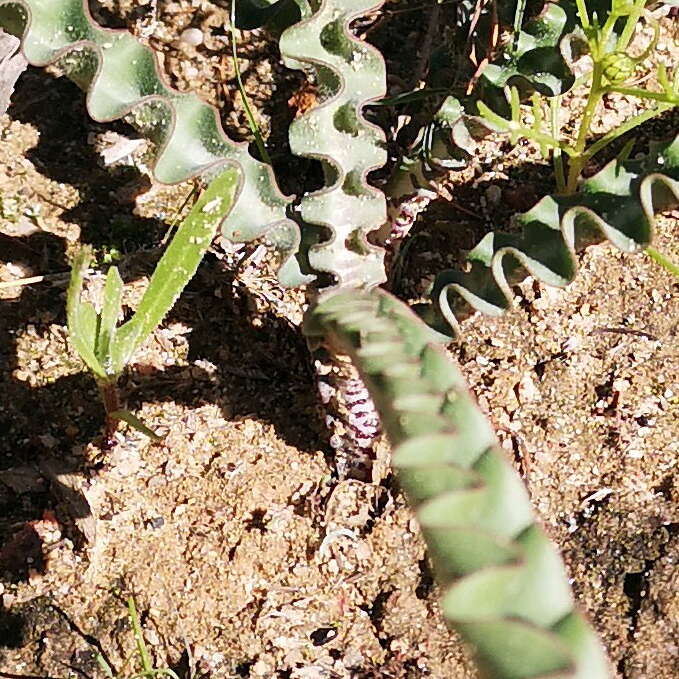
[67,168,239,440]
[96,597,180,679]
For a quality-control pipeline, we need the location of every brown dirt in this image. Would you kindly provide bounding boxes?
[0,2,677,679]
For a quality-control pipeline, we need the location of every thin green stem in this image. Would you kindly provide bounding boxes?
[565,64,604,192]
[476,101,570,154]
[645,246,679,280]
[574,0,590,29]
[160,181,200,246]
[575,68,604,155]
[603,85,678,104]
[582,102,673,162]
[598,11,620,55]
[550,96,566,193]
[617,0,648,52]
[229,1,272,165]
[513,0,527,48]
[128,597,153,674]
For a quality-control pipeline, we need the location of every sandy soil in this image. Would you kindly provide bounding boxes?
[0,2,677,678]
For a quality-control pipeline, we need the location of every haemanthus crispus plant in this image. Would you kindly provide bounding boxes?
[1,0,677,676]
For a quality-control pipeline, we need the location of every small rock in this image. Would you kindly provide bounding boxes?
[180,28,203,47]
[251,659,273,676]
[516,374,541,404]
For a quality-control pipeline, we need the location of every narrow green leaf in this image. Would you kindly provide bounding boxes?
[95,265,123,370]
[95,654,115,679]
[112,168,239,369]
[66,247,106,379]
[109,410,162,441]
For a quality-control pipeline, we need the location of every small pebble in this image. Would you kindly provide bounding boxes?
[180,27,203,46]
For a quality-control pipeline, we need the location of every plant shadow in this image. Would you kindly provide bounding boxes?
[8,67,164,253]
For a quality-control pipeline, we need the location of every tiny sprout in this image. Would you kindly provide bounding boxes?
[67,168,239,441]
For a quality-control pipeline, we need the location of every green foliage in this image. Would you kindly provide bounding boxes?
[234,0,308,31]
[306,287,611,679]
[394,0,677,197]
[6,0,676,674]
[425,134,679,334]
[67,168,238,432]
[387,0,581,191]
[478,1,576,100]
[0,0,306,285]
[479,0,676,192]
[279,0,388,287]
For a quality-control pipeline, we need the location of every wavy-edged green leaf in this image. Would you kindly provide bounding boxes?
[479,1,576,101]
[111,168,239,373]
[279,0,388,288]
[425,134,679,335]
[306,287,611,678]
[0,0,307,286]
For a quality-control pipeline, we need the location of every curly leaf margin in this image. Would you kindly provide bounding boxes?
[387,0,580,201]
[425,134,679,335]
[280,0,388,288]
[0,0,308,286]
[305,287,611,679]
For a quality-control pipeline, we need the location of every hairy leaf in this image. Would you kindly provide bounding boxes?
[279,0,388,288]
[306,287,611,678]
[95,265,123,367]
[66,247,106,380]
[111,168,239,373]
[426,135,679,335]
[0,0,306,285]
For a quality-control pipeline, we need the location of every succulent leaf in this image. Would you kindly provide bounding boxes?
[426,135,679,335]
[478,1,576,101]
[306,287,611,678]
[0,0,307,285]
[388,1,580,197]
[234,0,309,30]
[279,0,388,288]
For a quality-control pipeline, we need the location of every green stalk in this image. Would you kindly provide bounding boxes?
[603,86,678,104]
[581,102,674,163]
[229,0,272,165]
[565,64,604,193]
[476,100,567,154]
[617,0,648,52]
[574,0,590,29]
[645,246,679,280]
[128,597,153,674]
[550,96,566,193]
